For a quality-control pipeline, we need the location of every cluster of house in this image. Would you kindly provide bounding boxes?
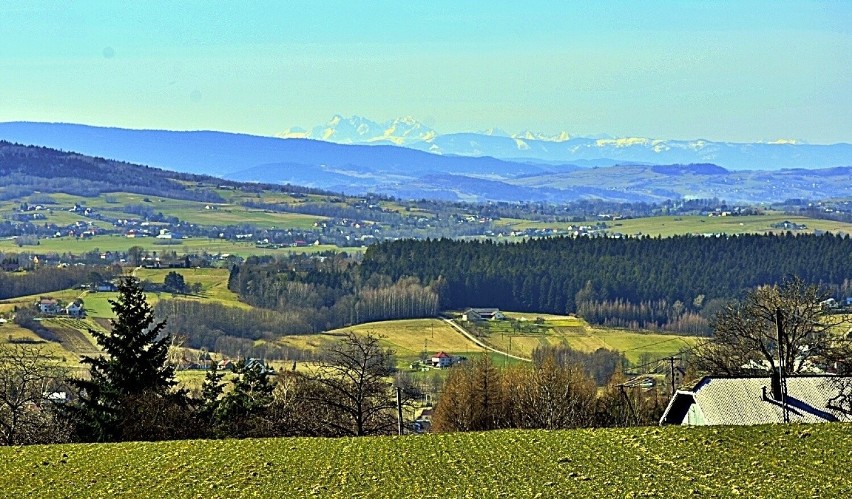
[36,298,84,317]
[507,223,609,239]
[173,356,274,374]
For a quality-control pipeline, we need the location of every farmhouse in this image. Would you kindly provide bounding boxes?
[93,281,117,292]
[37,298,60,314]
[65,301,85,317]
[660,375,852,426]
[245,357,274,374]
[461,308,505,322]
[431,352,454,368]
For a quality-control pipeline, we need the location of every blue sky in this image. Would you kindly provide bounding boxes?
[1,1,849,143]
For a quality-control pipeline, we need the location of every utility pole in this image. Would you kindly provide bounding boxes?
[618,383,638,426]
[775,308,789,423]
[665,356,681,397]
[396,386,404,435]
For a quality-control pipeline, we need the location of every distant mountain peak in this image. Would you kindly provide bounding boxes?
[512,130,572,142]
[271,115,852,171]
[478,128,510,137]
[277,115,436,145]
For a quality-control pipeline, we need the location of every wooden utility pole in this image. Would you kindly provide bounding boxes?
[396,386,404,435]
[665,356,681,396]
[775,308,789,423]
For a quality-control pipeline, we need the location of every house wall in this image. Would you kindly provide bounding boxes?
[684,404,706,425]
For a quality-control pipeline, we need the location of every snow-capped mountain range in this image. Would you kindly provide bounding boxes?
[278,115,852,170]
[1,120,850,204]
[278,115,572,146]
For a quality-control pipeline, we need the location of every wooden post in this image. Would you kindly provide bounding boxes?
[396,386,403,435]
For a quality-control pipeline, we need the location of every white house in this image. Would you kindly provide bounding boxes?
[37,298,60,314]
[65,302,85,317]
[431,352,454,368]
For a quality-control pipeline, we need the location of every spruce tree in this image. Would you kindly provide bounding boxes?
[215,360,275,437]
[67,276,176,441]
[199,361,225,430]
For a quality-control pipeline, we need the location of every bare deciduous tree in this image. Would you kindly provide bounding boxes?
[298,332,401,436]
[0,344,69,445]
[502,352,597,430]
[695,276,851,375]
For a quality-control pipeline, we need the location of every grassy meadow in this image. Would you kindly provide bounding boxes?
[0,235,350,258]
[462,313,700,364]
[1,424,850,497]
[607,213,852,237]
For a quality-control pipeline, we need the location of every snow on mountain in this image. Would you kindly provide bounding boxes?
[276,115,851,170]
[277,115,436,145]
[512,130,571,142]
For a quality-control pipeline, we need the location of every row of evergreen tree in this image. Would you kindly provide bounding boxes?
[222,234,850,335]
[358,234,852,329]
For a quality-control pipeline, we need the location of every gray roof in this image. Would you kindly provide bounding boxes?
[660,376,852,425]
[466,308,501,314]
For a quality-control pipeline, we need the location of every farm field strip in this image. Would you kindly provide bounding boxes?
[2,424,850,497]
[466,315,701,364]
[0,235,353,257]
[607,214,852,237]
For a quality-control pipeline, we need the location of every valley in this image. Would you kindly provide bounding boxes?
[2,3,851,496]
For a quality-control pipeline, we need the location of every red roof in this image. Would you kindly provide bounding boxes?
[433,352,450,358]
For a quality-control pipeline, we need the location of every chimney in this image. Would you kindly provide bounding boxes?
[770,369,782,401]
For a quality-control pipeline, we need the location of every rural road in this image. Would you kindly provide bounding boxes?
[442,318,531,362]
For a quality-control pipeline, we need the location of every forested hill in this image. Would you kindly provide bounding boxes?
[0,141,220,201]
[360,234,852,329]
[0,141,331,202]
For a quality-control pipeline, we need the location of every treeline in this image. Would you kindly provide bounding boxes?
[359,234,852,332]
[0,265,119,301]
[154,299,317,358]
[432,347,664,432]
[530,345,626,385]
[227,256,438,334]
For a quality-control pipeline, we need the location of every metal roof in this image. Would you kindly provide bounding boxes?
[660,376,852,425]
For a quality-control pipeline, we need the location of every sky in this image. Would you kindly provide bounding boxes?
[1,1,850,143]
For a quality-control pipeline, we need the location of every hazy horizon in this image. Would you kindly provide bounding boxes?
[1,1,849,144]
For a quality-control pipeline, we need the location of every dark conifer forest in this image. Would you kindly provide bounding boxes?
[222,233,851,337]
[360,234,851,331]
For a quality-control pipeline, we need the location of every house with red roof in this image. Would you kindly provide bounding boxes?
[431,351,454,368]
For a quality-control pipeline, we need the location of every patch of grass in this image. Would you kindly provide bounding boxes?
[0,235,355,258]
[2,424,850,496]
[466,314,701,364]
[609,214,852,237]
[134,268,249,309]
[0,322,70,361]
[329,319,485,365]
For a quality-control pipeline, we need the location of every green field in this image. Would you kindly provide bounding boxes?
[5,191,327,230]
[496,213,852,238]
[463,313,700,364]
[608,213,852,237]
[2,424,849,497]
[271,318,483,367]
[0,235,353,258]
[134,267,250,309]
